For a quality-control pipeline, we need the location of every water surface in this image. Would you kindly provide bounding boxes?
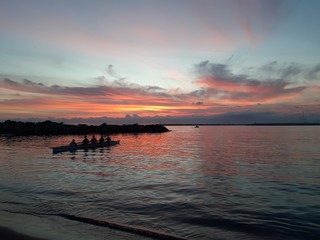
[0,126,319,239]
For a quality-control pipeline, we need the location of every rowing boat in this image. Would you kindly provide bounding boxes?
[52,140,120,154]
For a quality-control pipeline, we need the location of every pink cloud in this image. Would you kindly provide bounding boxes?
[194,61,307,104]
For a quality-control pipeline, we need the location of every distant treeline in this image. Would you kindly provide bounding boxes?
[165,123,320,126]
[0,120,169,135]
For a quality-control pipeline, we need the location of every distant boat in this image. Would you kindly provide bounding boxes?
[195,125,199,128]
[52,140,120,154]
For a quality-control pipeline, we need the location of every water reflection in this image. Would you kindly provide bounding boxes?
[193,126,319,184]
[1,126,320,240]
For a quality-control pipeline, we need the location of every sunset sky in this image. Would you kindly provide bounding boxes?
[1,0,320,124]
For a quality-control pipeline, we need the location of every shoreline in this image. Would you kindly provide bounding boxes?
[0,224,156,240]
[0,226,46,240]
[0,210,156,240]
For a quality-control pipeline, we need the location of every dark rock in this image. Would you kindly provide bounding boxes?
[0,120,170,136]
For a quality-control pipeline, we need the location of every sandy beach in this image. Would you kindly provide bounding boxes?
[0,210,156,240]
[0,224,156,240]
[0,226,46,240]
[0,225,157,240]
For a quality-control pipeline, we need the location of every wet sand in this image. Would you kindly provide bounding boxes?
[0,226,46,240]
[0,210,155,240]
[0,225,157,240]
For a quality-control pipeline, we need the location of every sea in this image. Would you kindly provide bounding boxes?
[0,126,319,240]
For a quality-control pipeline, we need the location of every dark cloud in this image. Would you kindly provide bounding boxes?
[194,61,307,102]
[195,61,235,79]
[280,63,303,79]
[107,64,125,81]
[146,86,165,91]
[307,64,320,80]
[259,61,303,79]
[192,101,204,105]
[3,78,19,85]
[0,78,170,99]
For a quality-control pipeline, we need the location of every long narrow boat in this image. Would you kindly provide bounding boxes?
[52,140,120,154]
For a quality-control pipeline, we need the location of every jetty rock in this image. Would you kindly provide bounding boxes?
[0,120,170,136]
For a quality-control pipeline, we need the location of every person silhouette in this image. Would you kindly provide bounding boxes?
[98,135,104,143]
[69,139,77,146]
[82,135,89,145]
[106,134,111,143]
[90,135,97,144]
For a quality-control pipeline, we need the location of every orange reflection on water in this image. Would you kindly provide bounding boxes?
[86,130,200,180]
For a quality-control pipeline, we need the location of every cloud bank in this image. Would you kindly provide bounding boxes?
[1,60,319,123]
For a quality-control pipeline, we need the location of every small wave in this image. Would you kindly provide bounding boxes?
[57,213,186,240]
[1,200,26,206]
[184,216,276,237]
[183,213,320,240]
[2,210,187,239]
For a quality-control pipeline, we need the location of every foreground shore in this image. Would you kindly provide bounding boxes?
[0,226,46,240]
[0,210,156,240]
[0,225,156,240]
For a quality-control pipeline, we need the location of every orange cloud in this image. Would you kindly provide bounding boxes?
[0,77,214,119]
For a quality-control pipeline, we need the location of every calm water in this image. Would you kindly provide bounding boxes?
[0,126,319,240]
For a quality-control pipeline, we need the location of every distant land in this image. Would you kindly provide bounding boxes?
[1,120,319,136]
[0,120,169,136]
[165,123,320,126]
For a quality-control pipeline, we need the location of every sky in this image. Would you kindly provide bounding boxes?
[0,0,320,124]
